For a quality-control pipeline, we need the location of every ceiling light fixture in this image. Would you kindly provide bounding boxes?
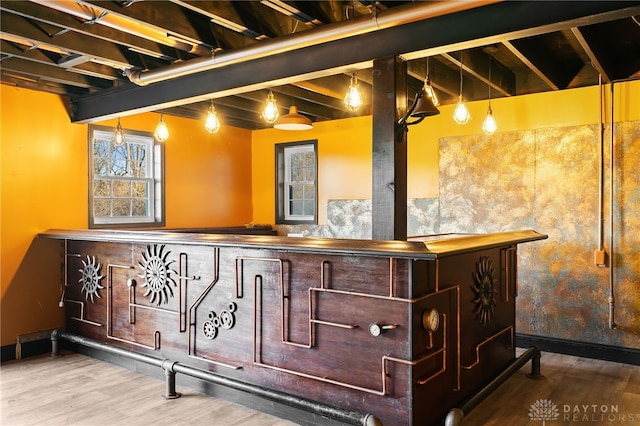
[274,105,313,131]
[482,60,497,135]
[112,117,126,146]
[344,73,363,112]
[204,100,221,134]
[453,53,471,125]
[262,91,279,123]
[154,112,169,142]
[423,57,439,107]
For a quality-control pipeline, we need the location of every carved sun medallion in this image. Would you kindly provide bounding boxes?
[470,256,497,327]
[78,255,104,303]
[137,244,177,306]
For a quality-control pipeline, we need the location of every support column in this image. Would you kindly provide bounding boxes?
[372,56,407,241]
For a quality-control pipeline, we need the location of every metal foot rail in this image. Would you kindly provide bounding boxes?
[51,330,381,426]
[445,346,544,426]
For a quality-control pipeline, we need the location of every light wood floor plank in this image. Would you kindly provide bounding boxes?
[1,350,639,425]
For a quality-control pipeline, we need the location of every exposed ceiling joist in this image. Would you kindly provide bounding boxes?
[1,1,639,129]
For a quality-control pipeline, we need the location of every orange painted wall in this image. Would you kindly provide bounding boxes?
[251,80,639,225]
[2,80,638,347]
[1,86,253,346]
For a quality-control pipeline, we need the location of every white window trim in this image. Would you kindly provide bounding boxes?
[89,125,164,228]
[276,141,317,225]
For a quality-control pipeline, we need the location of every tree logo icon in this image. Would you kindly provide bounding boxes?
[529,399,559,425]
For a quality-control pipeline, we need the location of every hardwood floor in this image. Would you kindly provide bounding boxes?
[1,349,639,425]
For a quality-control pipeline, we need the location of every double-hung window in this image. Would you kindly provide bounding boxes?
[276,141,317,224]
[89,125,164,228]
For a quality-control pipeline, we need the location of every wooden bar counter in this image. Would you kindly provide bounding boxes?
[40,228,547,425]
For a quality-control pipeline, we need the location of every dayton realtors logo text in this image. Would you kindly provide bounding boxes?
[530,399,639,423]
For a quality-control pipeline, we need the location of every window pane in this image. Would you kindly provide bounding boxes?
[94,179,111,197]
[127,143,147,177]
[112,199,131,217]
[132,181,148,198]
[303,200,314,216]
[112,180,131,197]
[94,199,110,217]
[132,199,148,216]
[290,184,304,200]
[303,184,314,199]
[290,200,303,215]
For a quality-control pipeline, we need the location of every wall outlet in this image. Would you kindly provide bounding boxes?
[594,249,607,267]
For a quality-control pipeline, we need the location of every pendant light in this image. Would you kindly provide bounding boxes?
[482,60,497,135]
[154,112,169,142]
[453,54,471,125]
[112,117,126,146]
[204,100,221,134]
[274,105,313,131]
[262,91,279,123]
[344,73,363,112]
[423,57,439,107]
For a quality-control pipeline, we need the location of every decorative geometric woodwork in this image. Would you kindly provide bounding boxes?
[43,228,547,426]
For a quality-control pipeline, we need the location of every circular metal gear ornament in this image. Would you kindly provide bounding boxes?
[78,255,104,303]
[470,256,497,327]
[203,312,218,340]
[137,244,178,306]
[201,302,238,340]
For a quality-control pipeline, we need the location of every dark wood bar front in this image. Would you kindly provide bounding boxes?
[40,229,547,425]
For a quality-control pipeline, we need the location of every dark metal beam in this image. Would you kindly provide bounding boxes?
[71,1,640,122]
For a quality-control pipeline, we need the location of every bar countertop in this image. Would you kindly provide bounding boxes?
[39,228,547,259]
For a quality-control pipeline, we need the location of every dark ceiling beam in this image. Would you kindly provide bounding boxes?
[1,70,88,97]
[80,0,211,51]
[441,49,515,99]
[234,89,337,120]
[285,1,342,25]
[174,0,264,40]
[232,1,297,38]
[502,40,559,91]
[570,27,611,83]
[576,18,640,81]
[167,101,268,129]
[505,33,583,91]
[270,84,349,111]
[0,56,113,89]
[0,40,123,82]
[407,57,473,100]
[0,1,184,62]
[0,10,161,71]
[71,1,640,122]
